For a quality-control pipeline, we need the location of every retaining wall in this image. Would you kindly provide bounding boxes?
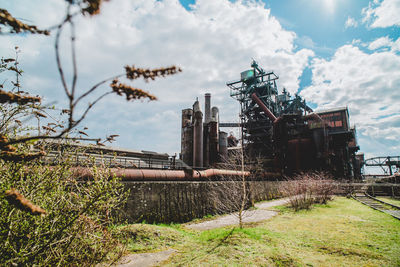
[120,181,283,223]
[119,181,400,224]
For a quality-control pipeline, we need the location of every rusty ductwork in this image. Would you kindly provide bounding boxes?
[71,167,251,181]
[251,93,277,122]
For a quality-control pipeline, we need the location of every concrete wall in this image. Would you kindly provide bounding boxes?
[121,181,283,223]
[119,181,400,224]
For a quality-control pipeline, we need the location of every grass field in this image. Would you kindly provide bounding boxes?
[113,197,400,266]
[377,196,400,207]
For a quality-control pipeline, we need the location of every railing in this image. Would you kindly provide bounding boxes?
[40,151,187,170]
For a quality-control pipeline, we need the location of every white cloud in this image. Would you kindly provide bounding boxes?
[392,37,400,52]
[367,36,400,52]
[351,39,367,47]
[345,16,358,28]
[296,35,315,49]
[2,0,313,154]
[362,0,400,28]
[368,36,393,50]
[300,44,400,156]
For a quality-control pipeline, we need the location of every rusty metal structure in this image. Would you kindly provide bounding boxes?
[227,61,361,179]
[364,156,400,176]
[45,61,366,181]
[180,93,231,168]
[40,141,253,181]
[73,167,252,181]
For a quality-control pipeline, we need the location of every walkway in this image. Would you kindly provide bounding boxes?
[186,197,290,230]
[110,198,290,267]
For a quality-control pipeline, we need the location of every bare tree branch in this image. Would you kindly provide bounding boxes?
[70,20,78,101]
[73,74,123,106]
[71,91,112,129]
[55,23,70,98]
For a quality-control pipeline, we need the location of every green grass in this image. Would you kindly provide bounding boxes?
[113,197,400,266]
[110,224,187,253]
[377,196,400,207]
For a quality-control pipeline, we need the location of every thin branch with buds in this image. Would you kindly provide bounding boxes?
[0,1,181,154]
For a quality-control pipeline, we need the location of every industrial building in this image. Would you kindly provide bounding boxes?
[180,93,228,168]
[181,61,362,179]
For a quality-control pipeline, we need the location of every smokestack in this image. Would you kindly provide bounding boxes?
[208,121,218,166]
[203,124,209,167]
[209,106,219,166]
[181,109,193,166]
[211,107,219,124]
[193,100,203,168]
[204,93,211,124]
[219,131,228,161]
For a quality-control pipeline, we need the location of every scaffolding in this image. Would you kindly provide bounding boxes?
[227,60,279,157]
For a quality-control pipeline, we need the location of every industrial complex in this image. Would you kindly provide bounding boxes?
[42,61,399,182]
[180,61,363,179]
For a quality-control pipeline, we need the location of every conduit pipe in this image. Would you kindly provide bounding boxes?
[71,167,251,181]
[251,93,277,122]
[303,113,323,123]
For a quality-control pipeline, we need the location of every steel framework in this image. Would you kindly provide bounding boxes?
[227,61,279,157]
[364,156,400,175]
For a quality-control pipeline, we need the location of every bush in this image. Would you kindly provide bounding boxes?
[282,172,335,211]
[0,153,128,266]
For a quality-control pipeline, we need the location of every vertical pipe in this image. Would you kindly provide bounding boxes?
[203,124,209,167]
[181,108,193,166]
[181,108,193,128]
[219,131,228,161]
[193,100,203,168]
[182,126,193,166]
[204,93,211,124]
[208,121,218,166]
[211,107,219,127]
[210,107,219,165]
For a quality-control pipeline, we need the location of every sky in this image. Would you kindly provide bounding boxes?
[1,0,400,169]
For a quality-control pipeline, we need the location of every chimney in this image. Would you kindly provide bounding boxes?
[204,93,211,124]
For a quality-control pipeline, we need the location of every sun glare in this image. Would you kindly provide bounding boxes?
[322,0,337,14]
[309,0,339,15]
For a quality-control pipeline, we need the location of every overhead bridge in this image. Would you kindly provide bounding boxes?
[364,156,400,175]
[219,122,242,127]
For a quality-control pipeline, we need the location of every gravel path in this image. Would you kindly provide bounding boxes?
[254,197,290,209]
[186,198,290,230]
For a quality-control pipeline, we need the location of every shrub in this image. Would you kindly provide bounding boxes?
[282,172,335,211]
[0,153,128,266]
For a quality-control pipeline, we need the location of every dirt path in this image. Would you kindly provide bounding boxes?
[110,249,176,267]
[254,197,290,209]
[186,198,290,230]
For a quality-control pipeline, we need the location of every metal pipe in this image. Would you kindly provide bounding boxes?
[71,167,251,180]
[208,121,219,166]
[181,126,193,166]
[211,106,219,124]
[203,124,209,167]
[193,100,203,168]
[181,108,193,165]
[204,93,211,124]
[251,93,277,122]
[181,108,193,127]
[219,131,228,161]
